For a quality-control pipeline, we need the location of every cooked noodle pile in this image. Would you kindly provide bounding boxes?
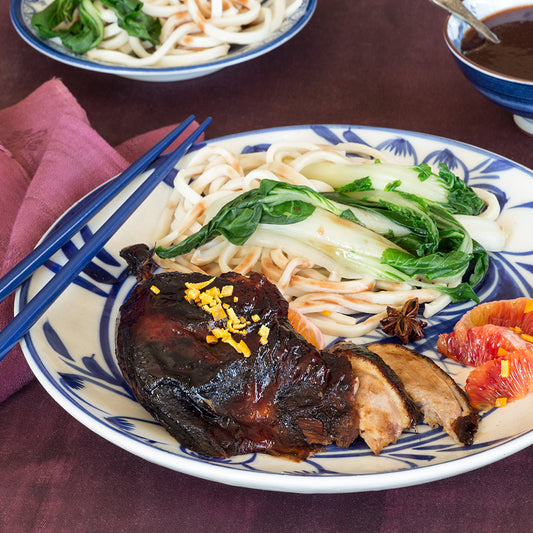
[86,0,302,67]
[153,141,503,338]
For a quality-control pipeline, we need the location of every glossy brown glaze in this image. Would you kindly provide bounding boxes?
[116,270,358,460]
[462,6,533,80]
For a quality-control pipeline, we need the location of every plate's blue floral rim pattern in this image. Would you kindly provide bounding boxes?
[16,125,533,493]
[10,0,316,80]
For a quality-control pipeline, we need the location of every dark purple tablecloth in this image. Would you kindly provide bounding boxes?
[2,0,533,531]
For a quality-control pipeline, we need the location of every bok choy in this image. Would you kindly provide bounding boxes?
[31,0,161,54]
[155,179,488,303]
[301,160,485,216]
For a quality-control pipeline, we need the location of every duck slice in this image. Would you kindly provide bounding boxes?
[367,342,479,445]
[331,341,419,455]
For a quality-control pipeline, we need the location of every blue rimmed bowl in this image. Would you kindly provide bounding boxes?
[10,0,316,82]
[445,0,533,134]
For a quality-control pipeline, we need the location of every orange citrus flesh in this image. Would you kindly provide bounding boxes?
[288,307,325,350]
[438,298,533,410]
[466,350,533,410]
[438,324,533,367]
[451,297,533,334]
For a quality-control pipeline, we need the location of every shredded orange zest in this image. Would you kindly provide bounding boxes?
[222,335,241,352]
[510,326,523,334]
[495,397,507,407]
[184,287,200,302]
[220,285,233,297]
[500,359,510,378]
[321,310,332,316]
[184,279,270,357]
[497,347,508,357]
[185,277,215,291]
[237,340,251,357]
[210,305,227,321]
[150,285,160,294]
[258,324,270,345]
[211,328,224,338]
[521,333,533,343]
[525,300,533,314]
[259,324,270,338]
[204,286,221,299]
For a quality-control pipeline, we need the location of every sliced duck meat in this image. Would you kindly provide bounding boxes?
[330,341,419,455]
[116,269,358,460]
[367,342,479,445]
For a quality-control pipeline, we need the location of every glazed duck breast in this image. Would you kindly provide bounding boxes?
[331,341,419,455]
[367,342,479,445]
[116,269,359,460]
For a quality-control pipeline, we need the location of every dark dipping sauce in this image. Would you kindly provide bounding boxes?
[461,6,533,80]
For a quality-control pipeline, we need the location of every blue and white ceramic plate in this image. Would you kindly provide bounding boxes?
[16,125,533,493]
[10,0,316,82]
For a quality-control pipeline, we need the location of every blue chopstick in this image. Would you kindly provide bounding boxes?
[0,117,211,362]
[0,115,197,305]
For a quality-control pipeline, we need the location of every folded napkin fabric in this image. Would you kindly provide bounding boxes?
[0,79,200,403]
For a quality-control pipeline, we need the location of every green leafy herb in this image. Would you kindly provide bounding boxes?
[156,179,488,303]
[31,0,160,54]
[323,189,440,256]
[101,0,161,45]
[413,163,432,181]
[156,179,358,259]
[336,177,373,193]
[301,160,485,215]
[31,0,104,53]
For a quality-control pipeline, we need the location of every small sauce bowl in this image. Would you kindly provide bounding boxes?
[445,0,533,134]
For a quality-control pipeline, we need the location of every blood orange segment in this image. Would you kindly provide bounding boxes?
[438,324,533,367]
[465,350,533,410]
[452,297,533,333]
[288,307,325,350]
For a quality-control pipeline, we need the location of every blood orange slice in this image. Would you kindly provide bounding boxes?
[465,350,533,410]
[451,297,533,333]
[437,324,533,367]
[288,307,325,350]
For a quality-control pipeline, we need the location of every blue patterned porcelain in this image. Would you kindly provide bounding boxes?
[16,125,533,493]
[9,0,316,82]
[445,0,533,134]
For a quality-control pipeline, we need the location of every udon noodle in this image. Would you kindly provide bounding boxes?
[85,0,302,67]
[153,140,503,339]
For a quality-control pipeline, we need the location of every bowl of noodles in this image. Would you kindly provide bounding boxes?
[10,0,316,81]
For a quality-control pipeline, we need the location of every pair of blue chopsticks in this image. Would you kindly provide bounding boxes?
[0,115,211,362]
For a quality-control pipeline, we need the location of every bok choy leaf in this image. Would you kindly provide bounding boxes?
[100,0,161,46]
[301,160,485,216]
[155,179,486,302]
[323,189,440,256]
[31,0,104,54]
[31,0,161,54]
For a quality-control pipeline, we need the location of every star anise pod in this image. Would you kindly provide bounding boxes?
[380,298,427,344]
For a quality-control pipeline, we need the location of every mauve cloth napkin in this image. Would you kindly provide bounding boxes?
[0,79,200,403]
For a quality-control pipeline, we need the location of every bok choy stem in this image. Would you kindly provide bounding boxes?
[301,160,485,216]
[155,179,487,303]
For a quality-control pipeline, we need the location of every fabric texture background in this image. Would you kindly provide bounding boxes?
[0,79,198,402]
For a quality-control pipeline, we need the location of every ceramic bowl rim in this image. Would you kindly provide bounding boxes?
[444,4,533,87]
